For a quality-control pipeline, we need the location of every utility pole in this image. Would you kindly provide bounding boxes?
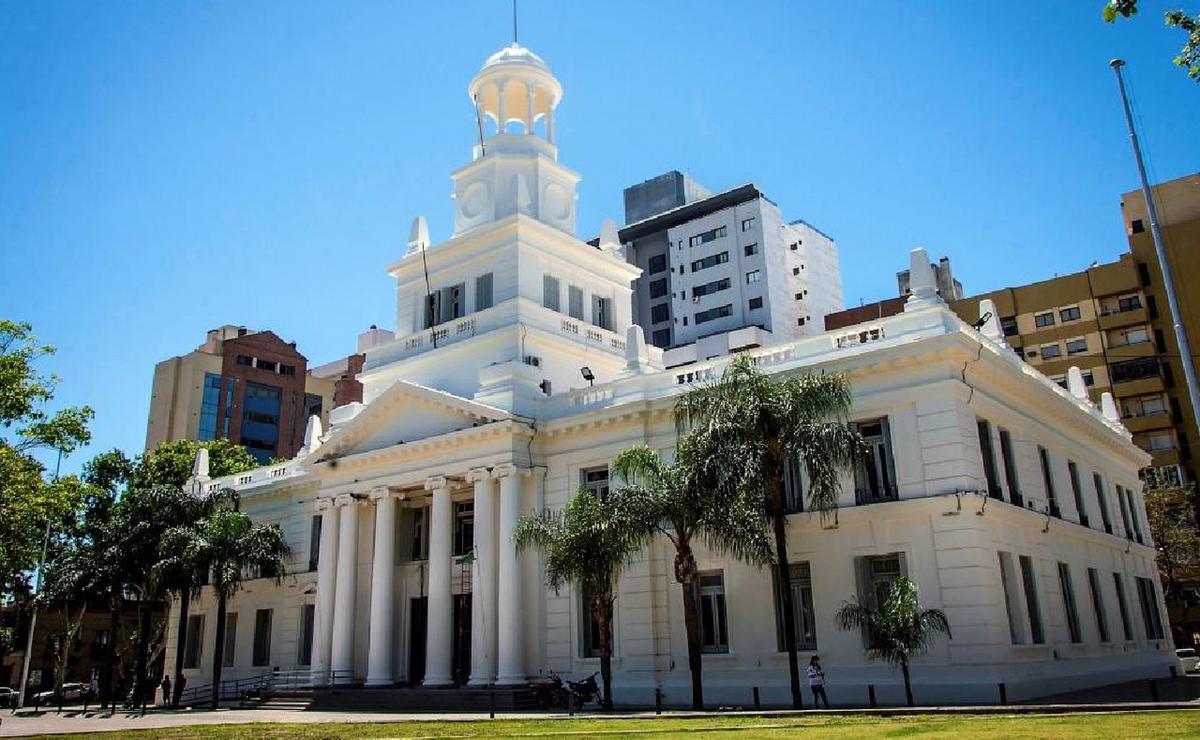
[16,449,62,710]
[1110,59,1200,472]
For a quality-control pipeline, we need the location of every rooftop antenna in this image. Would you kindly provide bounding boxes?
[513,0,518,44]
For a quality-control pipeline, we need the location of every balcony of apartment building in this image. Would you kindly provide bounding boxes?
[1108,356,1165,397]
[1120,392,1175,434]
[1096,293,1148,331]
[1138,429,1183,467]
[1104,325,1157,360]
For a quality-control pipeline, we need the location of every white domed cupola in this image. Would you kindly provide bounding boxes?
[451,44,580,237]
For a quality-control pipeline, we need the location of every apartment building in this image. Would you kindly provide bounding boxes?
[619,173,843,366]
[145,325,367,463]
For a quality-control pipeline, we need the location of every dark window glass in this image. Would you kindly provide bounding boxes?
[581,466,609,500]
[773,562,817,651]
[1019,555,1044,644]
[1000,429,1023,506]
[1136,577,1165,640]
[1114,573,1133,641]
[222,613,238,667]
[183,615,204,669]
[298,604,315,666]
[1059,306,1081,322]
[694,304,733,325]
[693,278,731,298]
[453,501,474,557]
[978,420,1001,499]
[651,328,671,347]
[1088,568,1109,643]
[1110,357,1159,384]
[1039,447,1060,518]
[650,303,670,324]
[690,251,729,272]
[748,297,763,310]
[853,418,897,504]
[1034,312,1055,328]
[199,373,222,441]
[308,515,321,571]
[1058,563,1081,643]
[1131,219,1145,234]
[241,381,282,463]
[648,254,667,274]
[304,393,323,425]
[1093,473,1113,534]
[649,278,669,299]
[694,572,729,653]
[252,609,272,667]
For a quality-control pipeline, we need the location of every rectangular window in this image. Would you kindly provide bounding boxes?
[236,354,254,367]
[1000,316,1019,336]
[1125,488,1143,543]
[1039,447,1060,518]
[1058,562,1082,643]
[694,571,729,653]
[1118,294,1142,312]
[690,251,729,272]
[568,285,585,320]
[257,359,277,373]
[688,225,728,247]
[651,328,671,347]
[411,506,429,560]
[748,297,763,311]
[782,454,804,514]
[581,466,609,500]
[649,278,669,299]
[1019,555,1045,644]
[1088,568,1109,643]
[453,500,474,557]
[978,420,1002,499]
[183,614,205,669]
[692,277,731,298]
[855,554,906,647]
[650,303,670,324]
[999,429,1023,506]
[1110,357,1160,383]
[743,243,759,256]
[251,609,272,668]
[1093,473,1113,534]
[741,217,756,231]
[1059,306,1081,322]
[592,296,614,331]
[1034,312,1055,328]
[222,612,238,667]
[998,552,1024,643]
[1066,337,1088,355]
[279,364,295,376]
[475,273,494,311]
[853,418,897,504]
[1040,343,1062,360]
[1067,462,1088,528]
[1114,573,1133,641]
[298,604,315,666]
[1116,484,1133,540]
[308,515,322,571]
[241,381,283,464]
[199,373,222,441]
[1136,577,1165,640]
[773,562,817,651]
[694,304,733,325]
[745,270,761,284]
[648,254,668,274]
[543,275,560,311]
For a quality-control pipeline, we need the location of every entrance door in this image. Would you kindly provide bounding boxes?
[451,594,472,685]
[408,597,427,686]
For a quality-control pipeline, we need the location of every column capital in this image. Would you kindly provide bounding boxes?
[466,467,491,484]
[424,475,448,491]
[368,486,394,502]
[316,497,337,512]
[492,463,528,479]
[334,493,359,508]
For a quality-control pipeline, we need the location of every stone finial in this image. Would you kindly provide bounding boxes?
[599,219,621,252]
[191,447,210,482]
[1101,392,1121,423]
[299,414,324,457]
[903,247,941,311]
[514,173,533,214]
[1066,367,1089,402]
[977,298,1005,343]
[618,325,663,377]
[407,215,430,255]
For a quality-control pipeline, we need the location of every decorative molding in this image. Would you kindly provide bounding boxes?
[492,462,526,479]
[368,486,394,502]
[334,493,358,508]
[425,476,449,491]
[316,497,336,513]
[466,467,492,484]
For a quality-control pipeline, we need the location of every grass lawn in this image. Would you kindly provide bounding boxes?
[23,710,1200,739]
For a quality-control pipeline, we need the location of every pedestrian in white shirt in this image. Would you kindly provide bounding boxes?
[806,655,829,708]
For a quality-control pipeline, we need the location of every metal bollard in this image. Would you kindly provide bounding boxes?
[868,684,877,708]
[489,691,495,719]
[568,689,574,716]
[1149,679,1160,702]
[998,682,1007,705]
[655,687,663,715]
[753,686,760,710]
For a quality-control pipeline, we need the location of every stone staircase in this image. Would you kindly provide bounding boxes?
[310,685,539,712]
[241,689,314,711]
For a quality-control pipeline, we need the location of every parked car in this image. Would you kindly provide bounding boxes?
[0,686,17,707]
[1178,647,1200,674]
[31,682,90,704]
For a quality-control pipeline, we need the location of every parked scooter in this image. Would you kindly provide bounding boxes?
[530,672,602,709]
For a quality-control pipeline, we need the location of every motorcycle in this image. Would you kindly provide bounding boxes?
[530,671,602,709]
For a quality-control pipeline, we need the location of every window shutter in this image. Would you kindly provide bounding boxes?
[854,556,872,646]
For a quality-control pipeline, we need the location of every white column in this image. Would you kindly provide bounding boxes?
[467,468,498,685]
[365,488,397,686]
[310,499,339,686]
[495,464,527,685]
[423,476,454,686]
[330,494,360,679]
[546,106,555,145]
[527,85,536,135]
[496,80,507,134]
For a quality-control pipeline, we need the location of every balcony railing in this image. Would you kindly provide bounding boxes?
[854,484,898,506]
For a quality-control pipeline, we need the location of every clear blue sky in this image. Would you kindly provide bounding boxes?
[2,1,1198,474]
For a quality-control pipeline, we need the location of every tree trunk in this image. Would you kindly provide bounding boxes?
[901,658,913,707]
[211,594,227,711]
[767,441,803,709]
[675,537,704,711]
[595,591,614,710]
[171,589,190,708]
[133,597,152,707]
[104,597,120,709]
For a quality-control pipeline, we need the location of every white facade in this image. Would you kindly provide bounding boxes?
[162,44,1174,708]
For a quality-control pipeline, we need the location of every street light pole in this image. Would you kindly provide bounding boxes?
[15,448,61,711]
[1110,59,1200,474]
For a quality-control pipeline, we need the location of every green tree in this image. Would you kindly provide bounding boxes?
[674,353,863,709]
[834,577,951,707]
[1104,1,1200,81]
[1144,484,1200,642]
[610,435,772,710]
[514,487,648,708]
[160,504,290,709]
[0,319,93,598]
[136,438,258,490]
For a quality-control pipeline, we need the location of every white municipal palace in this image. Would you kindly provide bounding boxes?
[164,42,1176,706]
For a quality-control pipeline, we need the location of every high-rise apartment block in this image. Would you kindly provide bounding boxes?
[619,173,843,365]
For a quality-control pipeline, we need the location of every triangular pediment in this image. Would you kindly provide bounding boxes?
[316,380,511,459]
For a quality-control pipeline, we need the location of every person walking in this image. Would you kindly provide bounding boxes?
[160,675,171,707]
[807,655,829,708]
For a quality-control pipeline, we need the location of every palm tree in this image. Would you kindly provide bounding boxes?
[514,487,647,709]
[161,505,290,709]
[610,434,772,710]
[674,352,864,708]
[834,577,951,707]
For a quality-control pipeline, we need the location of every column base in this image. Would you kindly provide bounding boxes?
[422,675,454,687]
[309,670,330,688]
[364,676,394,687]
[494,674,527,686]
[466,677,494,687]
